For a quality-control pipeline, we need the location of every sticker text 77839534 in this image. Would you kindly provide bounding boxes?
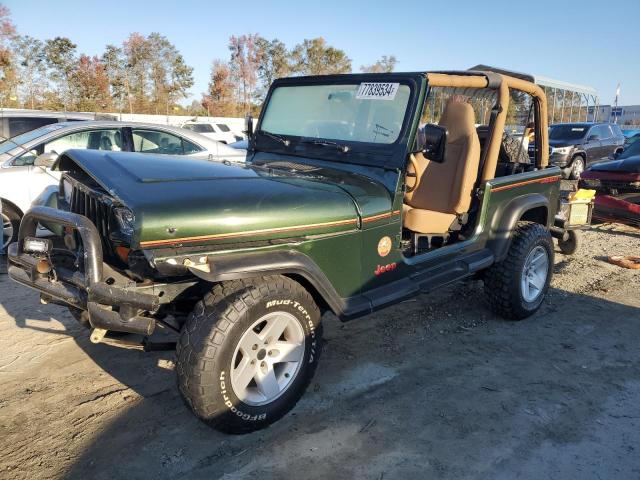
[356,82,399,100]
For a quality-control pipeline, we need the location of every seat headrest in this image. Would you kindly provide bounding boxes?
[439,99,476,142]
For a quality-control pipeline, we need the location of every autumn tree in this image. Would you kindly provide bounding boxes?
[290,37,351,76]
[360,55,397,73]
[228,34,262,114]
[43,37,78,109]
[122,33,150,112]
[71,55,112,112]
[203,59,235,116]
[256,37,289,97]
[119,32,193,114]
[0,4,17,107]
[101,44,129,113]
[146,33,194,114]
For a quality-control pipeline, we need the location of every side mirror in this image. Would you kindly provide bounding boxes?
[33,151,58,168]
[414,124,447,163]
[587,135,599,142]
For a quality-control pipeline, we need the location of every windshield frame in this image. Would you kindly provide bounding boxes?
[253,73,423,169]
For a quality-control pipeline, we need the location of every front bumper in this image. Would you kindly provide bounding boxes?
[549,151,572,167]
[7,206,159,335]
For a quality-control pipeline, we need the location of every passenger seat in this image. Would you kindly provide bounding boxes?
[403,99,481,235]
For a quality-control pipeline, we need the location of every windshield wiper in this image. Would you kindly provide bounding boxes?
[301,138,350,153]
[258,130,291,147]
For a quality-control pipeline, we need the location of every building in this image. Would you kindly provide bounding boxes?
[469,65,600,124]
[591,104,640,126]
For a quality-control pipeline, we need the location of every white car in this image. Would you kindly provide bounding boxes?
[0,121,245,250]
[181,122,237,144]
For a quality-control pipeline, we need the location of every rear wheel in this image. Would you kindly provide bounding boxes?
[176,276,322,433]
[484,221,554,320]
[2,203,20,252]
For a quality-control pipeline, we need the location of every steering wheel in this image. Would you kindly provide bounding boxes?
[405,153,420,193]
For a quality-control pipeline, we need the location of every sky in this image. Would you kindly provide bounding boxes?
[6,0,640,105]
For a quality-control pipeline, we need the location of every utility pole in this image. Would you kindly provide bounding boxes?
[613,83,620,124]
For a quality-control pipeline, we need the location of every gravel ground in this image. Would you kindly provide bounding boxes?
[0,220,639,479]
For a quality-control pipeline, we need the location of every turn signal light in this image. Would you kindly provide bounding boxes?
[116,246,131,262]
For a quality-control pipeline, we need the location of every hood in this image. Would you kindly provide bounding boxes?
[58,149,392,248]
[589,155,640,174]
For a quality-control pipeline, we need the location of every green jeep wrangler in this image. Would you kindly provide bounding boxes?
[8,68,588,433]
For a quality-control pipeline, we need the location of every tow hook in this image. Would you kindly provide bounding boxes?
[90,328,108,344]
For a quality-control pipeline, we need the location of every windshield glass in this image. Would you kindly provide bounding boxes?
[619,141,640,159]
[0,123,66,153]
[549,125,588,141]
[260,83,411,144]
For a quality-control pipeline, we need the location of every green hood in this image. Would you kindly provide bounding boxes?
[58,149,393,248]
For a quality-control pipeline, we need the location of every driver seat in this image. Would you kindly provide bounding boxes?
[403,99,481,235]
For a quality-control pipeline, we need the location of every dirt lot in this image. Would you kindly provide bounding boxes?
[1,222,640,480]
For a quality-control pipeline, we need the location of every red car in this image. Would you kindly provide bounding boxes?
[579,141,640,227]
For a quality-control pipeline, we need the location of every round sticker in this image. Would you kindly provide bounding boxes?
[377,236,392,257]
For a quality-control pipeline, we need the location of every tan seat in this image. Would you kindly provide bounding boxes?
[403,99,481,234]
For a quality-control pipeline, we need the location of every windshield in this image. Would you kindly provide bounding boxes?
[549,125,588,141]
[619,141,640,159]
[0,123,66,153]
[260,83,411,144]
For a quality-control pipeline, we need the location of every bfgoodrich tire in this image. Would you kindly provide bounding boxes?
[484,221,554,320]
[176,276,322,434]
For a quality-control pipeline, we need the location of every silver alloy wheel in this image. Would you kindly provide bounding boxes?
[520,245,549,302]
[2,212,13,250]
[572,158,584,178]
[230,311,305,406]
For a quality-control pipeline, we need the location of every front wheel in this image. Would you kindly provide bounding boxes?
[484,222,554,320]
[568,156,585,180]
[176,276,322,434]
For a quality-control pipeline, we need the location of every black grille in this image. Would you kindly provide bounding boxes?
[69,183,115,241]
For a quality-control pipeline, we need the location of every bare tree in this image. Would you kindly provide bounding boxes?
[228,34,262,114]
[360,55,397,73]
[0,4,18,107]
[14,35,46,108]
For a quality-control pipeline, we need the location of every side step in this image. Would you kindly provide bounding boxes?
[413,249,494,293]
[360,249,494,312]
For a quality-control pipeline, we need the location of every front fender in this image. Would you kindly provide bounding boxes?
[189,249,347,316]
[487,193,549,261]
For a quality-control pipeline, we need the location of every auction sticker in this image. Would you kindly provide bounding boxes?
[377,236,392,257]
[356,82,399,100]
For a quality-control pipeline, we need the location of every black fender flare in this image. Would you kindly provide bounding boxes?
[189,249,348,316]
[570,150,587,164]
[487,193,549,262]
